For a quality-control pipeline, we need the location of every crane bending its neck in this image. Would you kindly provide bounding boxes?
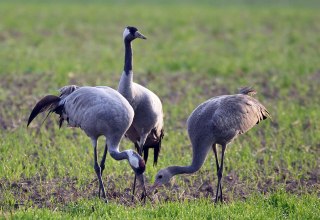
[167,144,209,176]
[167,159,202,176]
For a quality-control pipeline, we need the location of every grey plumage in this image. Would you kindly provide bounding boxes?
[119,26,164,165]
[154,87,270,203]
[119,26,164,201]
[27,85,146,202]
[120,82,164,164]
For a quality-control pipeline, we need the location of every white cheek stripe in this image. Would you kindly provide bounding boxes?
[126,150,139,168]
[123,28,130,40]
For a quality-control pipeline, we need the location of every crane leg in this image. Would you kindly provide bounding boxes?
[138,134,148,156]
[212,144,222,201]
[140,176,147,204]
[99,143,108,198]
[132,173,137,201]
[139,135,148,202]
[215,144,226,203]
[92,139,107,202]
[134,142,140,154]
[132,134,148,202]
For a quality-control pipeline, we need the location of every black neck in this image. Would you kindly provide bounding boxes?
[124,40,133,74]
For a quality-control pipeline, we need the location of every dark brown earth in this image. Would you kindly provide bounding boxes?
[0,167,318,210]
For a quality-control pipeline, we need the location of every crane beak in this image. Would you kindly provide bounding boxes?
[135,31,147,40]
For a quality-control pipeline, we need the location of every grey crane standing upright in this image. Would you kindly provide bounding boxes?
[118,26,164,199]
[27,85,146,203]
[153,87,270,203]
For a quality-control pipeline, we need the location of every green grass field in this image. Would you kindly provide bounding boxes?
[0,0,319,219]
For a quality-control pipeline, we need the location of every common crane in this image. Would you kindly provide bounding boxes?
[154,87,270,203]
[27,85,146,203]
[118,26,164,200]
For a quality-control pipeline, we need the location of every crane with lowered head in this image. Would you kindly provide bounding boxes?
[153,87,270,203]
[27,85,146,203]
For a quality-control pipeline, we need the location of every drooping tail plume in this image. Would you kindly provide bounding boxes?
[239,87,271,121]
[239,87,257,96]
[152,128,164,166]
[27,95,61,127]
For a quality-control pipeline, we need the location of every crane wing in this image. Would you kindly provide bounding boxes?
[216,95,270,135]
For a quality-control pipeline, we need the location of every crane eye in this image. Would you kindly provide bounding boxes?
[158,175,163,179]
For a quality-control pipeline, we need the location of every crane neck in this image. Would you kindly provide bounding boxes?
[124,40,133,74]
[166,143,210,176]
[109,150,128,161]
[118,39,134,102]
[167,165,198,176]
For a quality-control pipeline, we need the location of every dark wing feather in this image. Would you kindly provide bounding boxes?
[142,128,164,166]
[153,128,164,166]
[239,87,256,96]
[27,95,60,127]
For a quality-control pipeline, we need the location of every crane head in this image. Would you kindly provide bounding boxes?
[153,168,173,187]
[125,149,146,189]
[123,26,147,41]
[126,150,146,174]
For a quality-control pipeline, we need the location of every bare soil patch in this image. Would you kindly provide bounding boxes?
[0,168,318,210]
